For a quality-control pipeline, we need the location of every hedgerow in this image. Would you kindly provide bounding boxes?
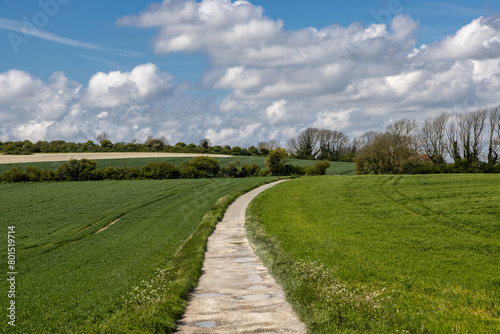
[0,156,313,183]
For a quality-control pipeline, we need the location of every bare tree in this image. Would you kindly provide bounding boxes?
[457,109,487,165]
[199,138,212,151]
[287,127,320,159]
[355,120,419,174]
[145,137,164,151]
[386,119,420,167]
[487,107,500,165]
[96,132,108,145]
[257,140,280,155]
[446,119,461,163]
[318,130,350,161]
[420,112,449,163]
[160,136,169,146]
[354,131,378,150]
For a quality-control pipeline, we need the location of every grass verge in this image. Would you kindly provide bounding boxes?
[82,177,282,333]
[247,175,500,333]
[0,178,279,333]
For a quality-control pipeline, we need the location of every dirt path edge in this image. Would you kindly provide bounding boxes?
[176,180,306,333]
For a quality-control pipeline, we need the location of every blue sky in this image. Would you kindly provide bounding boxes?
[1,0,500,145]
[2,1,498,83]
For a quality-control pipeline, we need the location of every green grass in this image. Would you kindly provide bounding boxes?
[0,155,355,176]
[247,174,500,333]
[0,177,276,333]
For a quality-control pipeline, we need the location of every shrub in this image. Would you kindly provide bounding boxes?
[306,160,331,175]
[182,156,220,178]
[39,169,56,181]
[259,168,272,177]
[221,160,240,177]
[116,166,141,180]
[25,166,42,182]
[265,149,288,176]
[1,167,27,183]
[55,159,98,181]
[285,164,306,176]
[239,163,260,177]
[140,162,180,179]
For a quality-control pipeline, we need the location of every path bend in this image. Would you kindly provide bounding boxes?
[176,180,306,334]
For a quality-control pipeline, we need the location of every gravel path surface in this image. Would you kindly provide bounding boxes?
[0,153,232,164]
[177,180,306,334]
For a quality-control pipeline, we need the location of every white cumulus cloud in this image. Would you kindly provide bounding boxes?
[3,3,500,147]
[82,63,173,108]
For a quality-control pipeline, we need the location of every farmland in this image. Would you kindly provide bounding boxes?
[0,154,355,176]
[247,174,500,333]
[0,177,275,333]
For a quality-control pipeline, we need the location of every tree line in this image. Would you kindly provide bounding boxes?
[354,107,500,174]
[287,128,354,161]
[3,107,498,176]
[0,135,282,157]
[284,107,500,174]
[0,153,330,183]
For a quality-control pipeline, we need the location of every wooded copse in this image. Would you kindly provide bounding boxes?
[354,107,500,174]
[285,107,500,174]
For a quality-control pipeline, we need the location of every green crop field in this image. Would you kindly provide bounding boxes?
[0,177,275,333]
[0,155,355,176]
[247,174,500,333]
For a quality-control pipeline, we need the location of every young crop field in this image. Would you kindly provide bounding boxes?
[247,174,500,333]
[0,155,355,176]
[0,177,275,333]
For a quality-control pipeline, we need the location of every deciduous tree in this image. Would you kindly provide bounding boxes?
[420,112,449,164]
[288,128,320,159]
[265,148,288,176]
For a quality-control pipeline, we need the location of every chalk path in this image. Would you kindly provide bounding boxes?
[176,180,306,334]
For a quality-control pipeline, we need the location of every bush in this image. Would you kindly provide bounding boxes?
[116,166,141,180]
[40,169,56,181]
[55,159,98,181]
[265,149,288,176]
[259,168,272,177]
[306,160,331,175]
[1,167,27,183]
[25,166,42,182]
[239,163,260,177]
[140,162,180,179]
[281,164,306,176]
[220,160,240,177]
[182,156,220,178]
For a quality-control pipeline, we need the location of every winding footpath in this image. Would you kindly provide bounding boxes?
[177,180,306,333]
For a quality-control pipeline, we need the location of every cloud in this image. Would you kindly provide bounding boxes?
[0,17,145,57]
[412,15,500,61]
[3,2,500,147]
[82,63,174,108]
[0,70,83,142]
[118,0,283,61]
[0,70,45,104]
